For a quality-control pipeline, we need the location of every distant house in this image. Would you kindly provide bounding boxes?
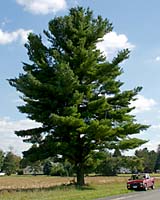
[119,167,131,174]
[23,166,43,175]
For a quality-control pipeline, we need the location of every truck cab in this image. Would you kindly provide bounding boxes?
[127,173,155,191]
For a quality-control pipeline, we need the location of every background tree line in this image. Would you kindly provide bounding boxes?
[40,145,160,176]
[1,145,160,177]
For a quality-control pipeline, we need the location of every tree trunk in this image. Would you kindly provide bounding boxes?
[76,164,85,186]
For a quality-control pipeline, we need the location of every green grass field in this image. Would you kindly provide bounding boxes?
[0,175,159,200]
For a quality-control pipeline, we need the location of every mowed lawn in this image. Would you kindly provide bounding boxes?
[0,175,159,200]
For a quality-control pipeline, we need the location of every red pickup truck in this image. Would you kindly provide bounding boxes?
[127,173,155,191]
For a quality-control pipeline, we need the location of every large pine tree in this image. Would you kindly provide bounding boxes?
[9,7,148,186]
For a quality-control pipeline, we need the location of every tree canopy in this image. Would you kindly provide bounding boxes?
[2,151,21,175]
[9,7,148,185]
[135,148,157,172]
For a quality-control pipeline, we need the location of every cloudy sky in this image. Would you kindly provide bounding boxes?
[0,0,160,155]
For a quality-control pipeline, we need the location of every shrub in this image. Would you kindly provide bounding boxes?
[50,163,65,176]
[17,169,24,175]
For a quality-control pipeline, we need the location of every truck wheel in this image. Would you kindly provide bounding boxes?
[144,184,148,191]
[151,184,155,190]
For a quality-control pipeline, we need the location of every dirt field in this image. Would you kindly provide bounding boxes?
[0,176,70,191]
[0,176,127,191]
[0,175,159,191]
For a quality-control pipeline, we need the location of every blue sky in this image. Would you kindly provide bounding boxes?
[0,0,160,155]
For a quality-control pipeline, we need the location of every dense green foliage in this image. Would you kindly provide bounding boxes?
[135,148,157,172]
[2,151,21,175]
[154,145,160,172]
[43,160,53,175]
[96,151,120,175]
[9,7,148,185]
[0,150,5,171]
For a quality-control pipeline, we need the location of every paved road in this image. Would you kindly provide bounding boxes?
[96,189,160,200]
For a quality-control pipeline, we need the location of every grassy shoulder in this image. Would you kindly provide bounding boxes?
[0,175,159,200]
[0,183,132,200]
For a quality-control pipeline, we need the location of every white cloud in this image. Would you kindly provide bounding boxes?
[155,56,160,62]
[0,28,32,45]
[130,95,157,114]
[0,118,40,133]
[96,31,135,59]
[151,124,160,129]
[124,126,160,155]
[0,117,41,155]
[141,141,159,152]
[16,0,67,15]
[135,129,160,152]
[125,141,159,156]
